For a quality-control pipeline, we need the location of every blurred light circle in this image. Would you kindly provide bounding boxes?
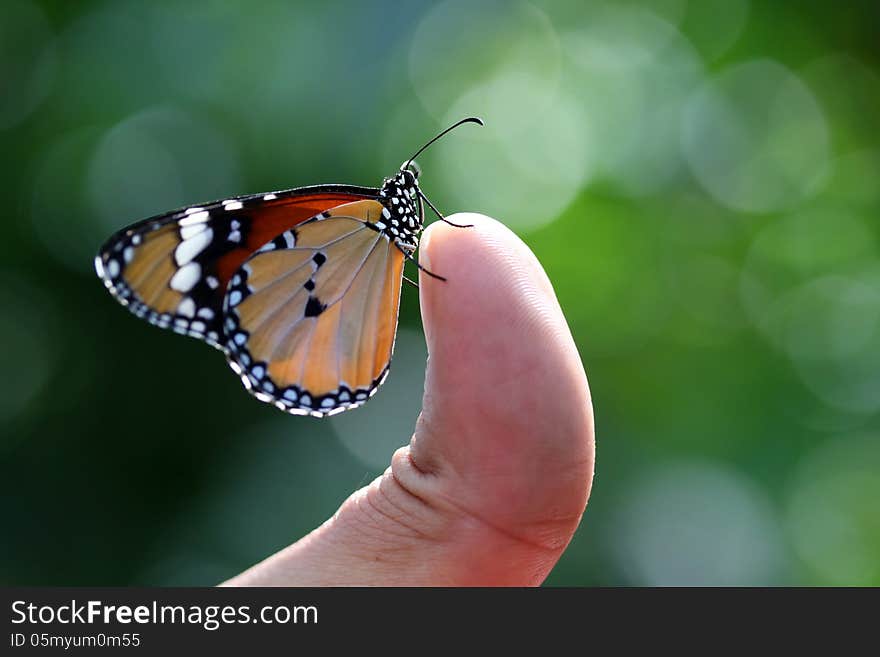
[632,0,688,25]
[409,0,561,134]
[740,206,876,345]
[495,79,590,187]
[785,268,880,415]
[409,0,579,230]
[0,274,55,427]
[379,98,438,175]
[776,275,880,363]
[681,0,749,61]
[329,329,426,470]
[741,206,880,414]
[787,433,880,584]
[563,27,644,174]
[610,93,692,197]
[0,0,57,130]
[682,59,830,213]
[563,7,704,196]
[89,122,183,235]
[33,107,242,274]
[792,342,880,416]
[564,4,682,72]
[88,105,242,234]
[584,0,689,27]
[432,86,592,231]
[612,461,784,585]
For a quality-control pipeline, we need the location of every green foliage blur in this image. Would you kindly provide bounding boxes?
[2,0,879,586]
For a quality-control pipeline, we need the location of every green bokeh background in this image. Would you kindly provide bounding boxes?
[2,0,879,586]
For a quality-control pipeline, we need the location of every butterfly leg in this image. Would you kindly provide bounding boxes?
[396,243,447,282]
[419,190,474,228]
[403,274,419,289]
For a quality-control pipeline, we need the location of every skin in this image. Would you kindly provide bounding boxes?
[223,213,595,586]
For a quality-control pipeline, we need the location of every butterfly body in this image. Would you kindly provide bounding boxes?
[96,118,481,418]
[375,169,424,251]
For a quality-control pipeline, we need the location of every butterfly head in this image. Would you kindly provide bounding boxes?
[375,118,483,248]
[395,160,420,187]
[402,159,421,181]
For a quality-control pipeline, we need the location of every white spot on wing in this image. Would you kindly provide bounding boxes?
[170,262,201,292]
[179,210,209,226]
[175,227,213,265]
[180,222,207,240]
[177,297,196,317]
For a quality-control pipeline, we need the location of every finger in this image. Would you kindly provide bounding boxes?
[395,213,594,564]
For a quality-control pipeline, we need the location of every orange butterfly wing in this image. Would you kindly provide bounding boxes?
[223,200,406,417]
[95,186,376,348]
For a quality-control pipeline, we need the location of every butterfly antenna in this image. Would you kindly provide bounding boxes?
[419,189,473,228]
[403,116,484,171]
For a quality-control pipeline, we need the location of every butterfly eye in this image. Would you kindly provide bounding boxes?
[398,162,419,185]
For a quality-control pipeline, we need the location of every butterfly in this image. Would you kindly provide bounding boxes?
[95,117,482,417]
